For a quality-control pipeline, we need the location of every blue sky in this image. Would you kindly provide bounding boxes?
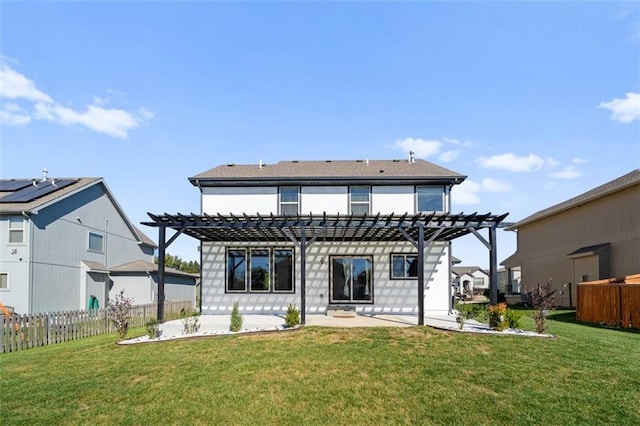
[1,1,639,268]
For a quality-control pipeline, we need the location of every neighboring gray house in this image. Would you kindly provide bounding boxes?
[144,158,508,323]
[0,172,196,314]
[109,260,197,307]
[452,266,490,295]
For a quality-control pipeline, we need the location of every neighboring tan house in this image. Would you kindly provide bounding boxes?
[502,169,640,307]
[0,172,196,314]
[143,157,508,323]
[498,266,521,295]
[452,266,490,295]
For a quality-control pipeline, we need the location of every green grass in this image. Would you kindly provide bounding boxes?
[1,311,639,425]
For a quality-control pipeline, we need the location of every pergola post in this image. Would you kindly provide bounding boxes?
[417,222,425,325]
[300,223,306,325]
[157,225,166,323]
[489,225,498,305]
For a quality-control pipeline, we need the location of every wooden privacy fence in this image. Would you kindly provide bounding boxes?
[577,274,640,329]
[1,300,192,354]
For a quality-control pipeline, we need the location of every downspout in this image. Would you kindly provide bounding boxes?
[23,211,34,313]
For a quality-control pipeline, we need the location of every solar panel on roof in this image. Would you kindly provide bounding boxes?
[0,180,34,192]
[0,179,79,203]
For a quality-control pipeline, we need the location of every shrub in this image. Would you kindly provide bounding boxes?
[108,290,134,341]
[145,318,159,339]
[284,304,300,328]
[488,303,509,331]
[230,301,243,332]
[505,308,523,329]
[454,302,476,329]
[180,308,201,335]
[524,279,557,334]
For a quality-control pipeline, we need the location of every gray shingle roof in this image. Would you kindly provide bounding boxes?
[508,169,640,229]
[110,260,198,278]
[191,159,465,182]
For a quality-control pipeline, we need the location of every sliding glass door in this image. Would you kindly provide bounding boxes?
[330,256,372,303]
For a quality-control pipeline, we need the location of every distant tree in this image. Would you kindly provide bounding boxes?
[154,254,200,274]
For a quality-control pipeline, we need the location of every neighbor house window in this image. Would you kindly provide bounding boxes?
[330,256,373,303]
[9,216,24,243]
[279,187,299,215]
[226,247,294,293]
[473,277,484,288]
[350,186,370,215]
[88,232,104,253]
[0,273,7,290]
[391,254,418,279]
[416,186,444,212]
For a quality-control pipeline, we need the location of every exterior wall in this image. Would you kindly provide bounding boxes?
[201,240,451,316]
[516,185,640,306]
[25,184,152,313]
[0,215,32,313]
[201,185,445,216]
[110,274,154,305]
[154,274,197,306]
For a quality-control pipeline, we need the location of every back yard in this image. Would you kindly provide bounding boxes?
[1,311,638,424]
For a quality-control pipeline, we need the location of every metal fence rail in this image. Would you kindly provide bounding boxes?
[1,300,192,354]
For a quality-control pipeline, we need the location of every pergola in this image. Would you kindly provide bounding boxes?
[142,211,509,324]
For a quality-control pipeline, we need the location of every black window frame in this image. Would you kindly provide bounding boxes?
[390,253,418,279]
[329,255,374,304]
[225,247,295,294]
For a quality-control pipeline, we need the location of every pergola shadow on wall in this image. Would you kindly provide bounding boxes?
[143,211,509,324]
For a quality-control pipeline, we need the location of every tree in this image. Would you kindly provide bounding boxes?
[154,254,200,273]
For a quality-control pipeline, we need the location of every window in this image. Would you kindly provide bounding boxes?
[226,247,294,293]
[88,232,104,253]
[350,186,370,215]
[391,254,418,279]
[9,216,24,243]
[473,277,484,287]
[0,273,7,290]
[417,186,444,212]
[330,256,373,303]
[279,187,299,215]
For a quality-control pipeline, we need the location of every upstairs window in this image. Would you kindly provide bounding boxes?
[350,186,370,215]
[0,273,7,290]
[279,187,299,215]
[9,216,24,243]
[417,186,444,212]
[88,232,104,253]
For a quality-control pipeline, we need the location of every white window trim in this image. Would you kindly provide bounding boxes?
[8,216,25,244]
[349,186,371,215]
[279,186,300,215]
[0,272,9,291]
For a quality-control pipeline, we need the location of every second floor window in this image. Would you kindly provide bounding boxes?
[350,186,370,215]
[279,187,299,215]
[9,216,24,243]
[88,232,104,253]
[417,186,444,212]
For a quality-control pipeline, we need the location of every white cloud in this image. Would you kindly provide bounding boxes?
[452,180,481,205]
[599,92,640,123]
[0,65,52,103]
[476,153,547,172]
[481,178,511,192]
[0,63,151,138]
[572,157,587,164]
[439,150,459,162]
[391,137,442,158]
[550,166,581,179]
[0,103,31,126]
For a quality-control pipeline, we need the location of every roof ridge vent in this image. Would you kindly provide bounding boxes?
[409,151,416,164]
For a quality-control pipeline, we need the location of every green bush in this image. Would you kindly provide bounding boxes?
[505,308,523,329]
[180,308,201,335]
[145,318,159,339]
[284,304,300,328]
[454,302,476,330]
[230,301,243,332]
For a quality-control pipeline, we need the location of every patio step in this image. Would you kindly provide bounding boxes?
[326,306,357,318]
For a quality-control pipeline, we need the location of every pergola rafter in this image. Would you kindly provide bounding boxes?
[143,211,509,324]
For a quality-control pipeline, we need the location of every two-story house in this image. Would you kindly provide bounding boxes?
[0,172,197,314]
[144,158,508,323]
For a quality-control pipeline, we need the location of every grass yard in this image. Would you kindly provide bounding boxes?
[1,311,639,425]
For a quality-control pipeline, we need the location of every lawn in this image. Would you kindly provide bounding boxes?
[1,311,638,425]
